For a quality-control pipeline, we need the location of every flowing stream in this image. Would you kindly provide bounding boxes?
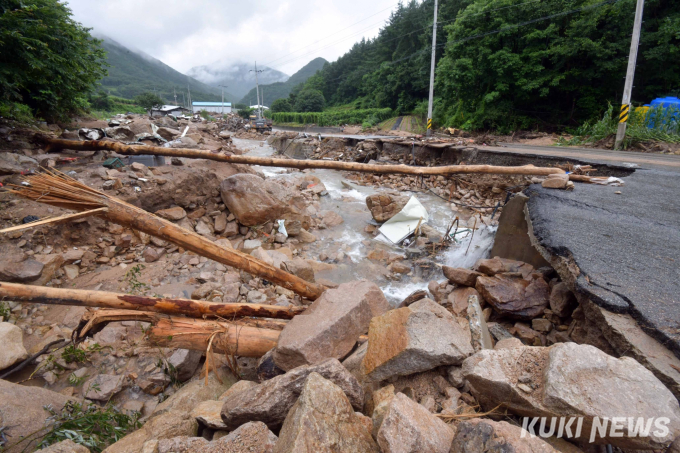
[235,138,497,304]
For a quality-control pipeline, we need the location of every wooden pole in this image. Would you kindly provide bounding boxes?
[40,137,567,177]
[0,282,305,320]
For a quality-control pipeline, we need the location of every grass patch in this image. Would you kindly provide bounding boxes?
[38,401,142,453]
[559,104,680,148]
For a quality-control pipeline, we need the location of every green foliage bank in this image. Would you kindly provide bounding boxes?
[291,0,679,132]
[0,0,107,121]
[272,108,393,127]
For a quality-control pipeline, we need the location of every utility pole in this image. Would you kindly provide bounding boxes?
[250,62,264,119]
[426,0,439,137]
[614,0,645,150]
[187,85,192,115]
[219,85,228,115]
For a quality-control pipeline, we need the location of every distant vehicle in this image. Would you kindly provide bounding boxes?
[249,114,272,132]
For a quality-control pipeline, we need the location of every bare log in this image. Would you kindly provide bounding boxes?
[148,316,279,357]
[76,309,279,357]
[6,172,327,300]
[40,137,567,177]
[0,281,305,320]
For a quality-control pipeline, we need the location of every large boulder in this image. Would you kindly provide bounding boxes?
[280,258,315,283]
[0,322,28,371]
[462,342,680,449]
[102,411,197,453]
[475,274,550,320]
[377,392,454,453]
[274,372,379,453]
[167,349,202,382]
[157,422,277,453]
[104,126,136,141]
[451,418,580,452]
[0,380,74,452]
[220,358,363,430]
[83,374,125,401]
[33,253,65,285]
[366,193,408,223]
[362,299,473,382]
[34,439,91,453]
[152,373,236,417]
[274,280,389,371]
[474,257,534,277]
[442,266,483,287]
[155,206,187,221]
[220,174,289,226]
[549,282,578,318]
[0,258,44,282]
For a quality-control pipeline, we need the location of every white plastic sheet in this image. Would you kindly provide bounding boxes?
[379,196,429,244]
[277,219,288,239]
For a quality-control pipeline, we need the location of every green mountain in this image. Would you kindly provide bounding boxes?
[238,58,327,106]
[98,36,237,104]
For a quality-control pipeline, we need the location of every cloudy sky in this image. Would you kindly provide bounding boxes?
[67,0,402,76]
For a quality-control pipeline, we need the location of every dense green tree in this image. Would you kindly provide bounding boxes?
[0,0,108,120]
[435,0,680,130]
[89,91,112,111]
[294,89,326,112]
[271,98,293,113]
[134,92,164,111]
[237,107,255,119]
[296,0,679,131]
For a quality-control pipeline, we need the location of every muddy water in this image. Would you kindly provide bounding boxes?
[235,138,497,304]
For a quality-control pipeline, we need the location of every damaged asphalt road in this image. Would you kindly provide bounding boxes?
[527,168,680,357]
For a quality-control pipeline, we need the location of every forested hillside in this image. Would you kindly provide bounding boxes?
[239,58,328,106]
[99,37,233,103]
[295,0,679,131]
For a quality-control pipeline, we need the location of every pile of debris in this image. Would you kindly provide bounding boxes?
[1,127,678,453]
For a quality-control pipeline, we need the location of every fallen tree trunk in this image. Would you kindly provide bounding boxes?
[149,317,279,357]
[0,282,304,320]
[76,309,279,357]
[40,137,567,177]
[76,309,289,338]
[7,172,327,300]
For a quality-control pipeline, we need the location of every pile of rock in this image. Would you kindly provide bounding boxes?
[92,277,680,452]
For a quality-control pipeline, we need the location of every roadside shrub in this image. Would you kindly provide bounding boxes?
[272,108,393,126]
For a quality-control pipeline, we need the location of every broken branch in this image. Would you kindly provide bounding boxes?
[0,281,305,320]
[0,208,108,234]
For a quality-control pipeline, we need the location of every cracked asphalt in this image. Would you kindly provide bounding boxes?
[527,168,680,356]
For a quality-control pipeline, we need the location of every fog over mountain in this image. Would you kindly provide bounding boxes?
[188,61,289,99]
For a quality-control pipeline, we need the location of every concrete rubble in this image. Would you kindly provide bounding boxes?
[0,120,678,453]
